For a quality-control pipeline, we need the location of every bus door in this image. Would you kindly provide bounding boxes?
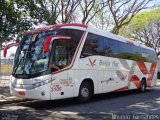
[48,37,74,99]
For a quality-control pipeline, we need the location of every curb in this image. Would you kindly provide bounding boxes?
[0,95,31,105]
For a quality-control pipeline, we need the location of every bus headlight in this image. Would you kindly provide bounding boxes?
[32,79,52,89]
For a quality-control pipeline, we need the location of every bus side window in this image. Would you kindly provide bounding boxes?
[51,39,69,71]
[103,38,111,57]
[142,48,149,62]
[81,33,104,58]
[103,38,119,58]
[146,49,157,62]
[118,42,132,59]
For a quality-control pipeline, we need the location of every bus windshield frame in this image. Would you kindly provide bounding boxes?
[13,29,84,78]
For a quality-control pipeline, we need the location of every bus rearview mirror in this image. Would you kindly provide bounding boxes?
[43,35,54,52]
[43,35,71,52]
[3,43,19,57]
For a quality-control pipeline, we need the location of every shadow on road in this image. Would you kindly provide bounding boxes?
[0,86,11,97]
[17,89,155,110]
[0,88,160,120]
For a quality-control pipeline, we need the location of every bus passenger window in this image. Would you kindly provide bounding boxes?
[51,39,70,71]
[81,33,104,58]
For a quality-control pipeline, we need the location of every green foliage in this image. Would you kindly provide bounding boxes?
[119,9,160,38]
[17,0,58,25]
[119,9,160,56]
[0,0,32,43]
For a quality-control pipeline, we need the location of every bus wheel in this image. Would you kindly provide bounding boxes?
[78,82,92,103]
[139,79,146,93]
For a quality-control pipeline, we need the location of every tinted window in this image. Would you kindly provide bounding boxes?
[142,48,157,62]
[131,45,141,54]
[118,42,146,61]
[81,32,157,62]
[81,33,104,57]
[51,29,84,72]
[103,38,119,57]
[149,50,157,62]
[59,29,84,59]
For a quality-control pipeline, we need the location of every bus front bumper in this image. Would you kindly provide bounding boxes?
[10,83,51,100]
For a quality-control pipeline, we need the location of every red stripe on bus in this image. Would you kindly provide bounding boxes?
[130,75,141,89]
[147,62,157,87]
[25,24,87,34]
[136,61,148,75]
[136,61,157,87]
[149,62,157,74]
[50,23,88,29]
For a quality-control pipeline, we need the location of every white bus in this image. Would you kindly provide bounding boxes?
[4,23,157,102]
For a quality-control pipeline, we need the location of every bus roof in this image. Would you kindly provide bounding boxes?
[25,23,88,34]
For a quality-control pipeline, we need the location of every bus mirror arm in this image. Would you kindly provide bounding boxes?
[43,35,54,53]
[3,43,19,58]
[43,35,71,53]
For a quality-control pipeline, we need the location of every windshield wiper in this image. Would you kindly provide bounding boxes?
[13,48,28,74]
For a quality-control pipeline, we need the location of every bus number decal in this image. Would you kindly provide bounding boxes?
[51,85,62,92]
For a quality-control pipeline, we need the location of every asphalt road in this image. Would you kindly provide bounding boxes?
[0,87,160,120]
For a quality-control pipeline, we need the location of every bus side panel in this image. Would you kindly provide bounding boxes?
[74,69,97,97]
[129,61,157,89]
[145,62,157,87]
[152,66,157,87]
[126,60,142,90]
[50,70,74,100]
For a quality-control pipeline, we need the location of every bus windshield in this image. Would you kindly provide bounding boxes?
[13,29,84,77]
[13,32,55,75]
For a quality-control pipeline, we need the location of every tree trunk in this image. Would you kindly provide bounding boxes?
[111,26,120,35]
[157,51,160,57]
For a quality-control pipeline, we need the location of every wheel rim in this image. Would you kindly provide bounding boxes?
[81,87,89,98]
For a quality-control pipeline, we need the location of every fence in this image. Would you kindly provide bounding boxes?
[0,59,13,86]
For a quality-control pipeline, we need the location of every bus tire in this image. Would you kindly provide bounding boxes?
[78,82,92,103]
[139,79,146,93]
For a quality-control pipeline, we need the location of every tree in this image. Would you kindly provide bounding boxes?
[1,0,159,44]
[0,0,31,43]
[60,0,81,23]
[119,9,160,56]
[80,0,108,24]
[17,0,60,25]
[17,0,81,24]
[87,0,159,34]
[107,0,155,34]
[88,0,111,30]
